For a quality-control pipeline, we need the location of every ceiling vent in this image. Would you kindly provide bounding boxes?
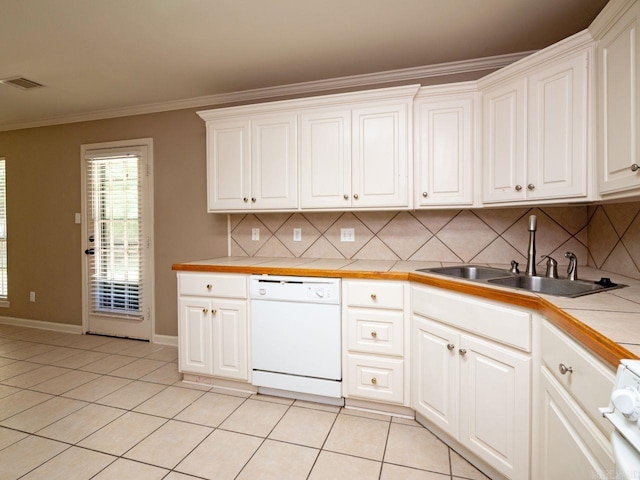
[0,76,44,90]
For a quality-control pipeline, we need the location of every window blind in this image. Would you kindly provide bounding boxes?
[0,159,7,298]
[86,150,144,318]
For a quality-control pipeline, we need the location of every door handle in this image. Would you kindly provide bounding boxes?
[84,248,95,255]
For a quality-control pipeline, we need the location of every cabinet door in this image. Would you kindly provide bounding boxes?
[538,368,614,480]
[458,334,530,480]
[300,110,352,209]
[528,51,589,200]
[352,102,410,208]
[251,114,298,209]
[482,79,527,203]
[415,96,474,206]
[178,297,213,375]
[598,1,640,195]
[206,120,251,211]
[412,315,459,437]
[211,299,248,381]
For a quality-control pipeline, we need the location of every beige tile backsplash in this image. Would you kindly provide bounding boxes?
[230,201,640,279]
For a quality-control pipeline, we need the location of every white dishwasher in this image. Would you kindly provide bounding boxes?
[250,275,343,405]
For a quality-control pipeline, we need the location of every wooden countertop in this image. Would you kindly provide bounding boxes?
[172,257,640,368]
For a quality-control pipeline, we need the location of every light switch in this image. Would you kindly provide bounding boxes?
[75,213,81,224]
[251,228,260,241]
[340,228,355,242]
[293,228,302,242]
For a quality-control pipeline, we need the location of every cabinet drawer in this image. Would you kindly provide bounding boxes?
[178,273,247,298]
[412,285,531,351]
[346,354,404,404]
[345,280,404,310]
[346,308,403,356]
[541,320,615,435]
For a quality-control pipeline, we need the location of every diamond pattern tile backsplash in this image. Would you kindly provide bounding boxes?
[230,201,640,279]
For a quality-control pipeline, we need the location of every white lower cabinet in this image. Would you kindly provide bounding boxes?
[343,280,409,406]
[534,320,614,479]
[177,273,249,381]
[412,285,532,480]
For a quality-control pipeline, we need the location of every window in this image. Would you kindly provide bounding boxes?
[0,158,7,299]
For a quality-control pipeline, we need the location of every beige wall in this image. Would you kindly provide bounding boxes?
[0,108,228,336]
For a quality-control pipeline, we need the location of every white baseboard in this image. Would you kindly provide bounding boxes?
[0,316,83,334]
[153,334,178,346]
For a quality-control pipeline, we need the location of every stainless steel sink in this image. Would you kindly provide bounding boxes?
[416,265,513,280]
[417,265,626,298]
[487,275,609,297]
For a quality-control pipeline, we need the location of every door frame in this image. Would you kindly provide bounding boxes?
[80,138,155,340]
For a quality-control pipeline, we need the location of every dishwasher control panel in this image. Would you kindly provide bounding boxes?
[250,275,341,305]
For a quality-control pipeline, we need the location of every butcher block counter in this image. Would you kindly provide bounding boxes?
[172,256,640,368]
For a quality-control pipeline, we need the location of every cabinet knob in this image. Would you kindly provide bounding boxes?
[447,343,455,351]
[353,193,359,200]
[211,309,217,316]
[515,185,522,191]
[251,197,256,203]
[371,377,377,385]
[632,163,639,172]
[422,192,428,198]
[206,284,212,290]
[527,183,535,191]
[559,363,573,375]
[343,194,349,200]
[459,348,467,356]
[243,197,248,203]
[202,308,208,314]
[371,331,377,338]
[370,293,377,300]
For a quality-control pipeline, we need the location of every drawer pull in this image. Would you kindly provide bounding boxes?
[206,284,212,290]
[343,194,349,200]
[515,184,523,191]
[370,293,377,300]
[211,310,217,316]
[243,197,248,203]
[371,377,377,385]
[559,363,573,375]
[459,349,467,356]
[202,308,208,314]
[447,343,455,351]
[631,163,639,172]
[527,183,535,191]
[371,331,377,338]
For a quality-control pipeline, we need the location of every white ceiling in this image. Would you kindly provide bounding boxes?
[0,0,608,131]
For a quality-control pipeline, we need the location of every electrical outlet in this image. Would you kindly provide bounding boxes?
[340,228,355,242]
[29,291,36,302]
[251,228,260,241]
[293,228,302,242]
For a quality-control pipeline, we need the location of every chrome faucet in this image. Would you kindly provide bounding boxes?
[525,215,537,276]
[565,252,578,281]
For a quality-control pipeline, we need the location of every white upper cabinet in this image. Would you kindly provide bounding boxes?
[251,114,298,210]
[480,31,593,205]
[593,0,640,197]
[351,102,411,208]
[201,112,297,211]
[300,110,352,209]
[201,85,418,212]
[482,78,527,204]
[205,119,251,211]
[414,84,476,206]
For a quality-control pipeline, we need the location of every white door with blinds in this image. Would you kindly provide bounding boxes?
[81,140,153,340]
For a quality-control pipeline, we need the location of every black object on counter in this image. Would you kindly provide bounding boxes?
[595,277,617,287]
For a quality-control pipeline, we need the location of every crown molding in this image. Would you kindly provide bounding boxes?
[0,50,534,132]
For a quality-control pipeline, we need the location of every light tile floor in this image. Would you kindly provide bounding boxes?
[0,324,490,480]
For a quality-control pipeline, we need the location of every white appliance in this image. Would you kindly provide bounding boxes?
[250,275,343,405]
[602,360,640,479]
